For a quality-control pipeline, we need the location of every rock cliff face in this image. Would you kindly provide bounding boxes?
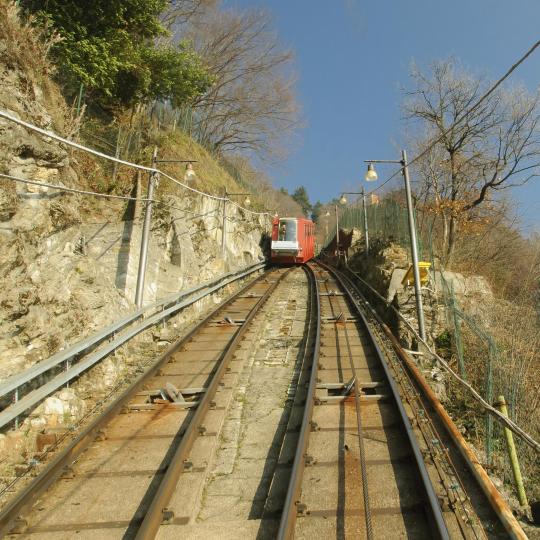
[0,36,267,384]
[347,235,493,346]
[0,5,271,472]
[345,235,495,400]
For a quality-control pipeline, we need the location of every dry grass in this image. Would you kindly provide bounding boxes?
[0,1,70,129]
[0,0,56,80]
[449,298,540,501]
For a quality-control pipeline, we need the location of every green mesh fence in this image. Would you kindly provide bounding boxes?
[323,198,424,258]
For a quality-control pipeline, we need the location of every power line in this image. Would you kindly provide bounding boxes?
[0,109,226,201]
[0,173,147,202]
[365,168,402,196]
[0,110,274,211]
[407,38,540,172]
[365,37,540,197]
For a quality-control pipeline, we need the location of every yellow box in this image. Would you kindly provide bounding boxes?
[401,262,431,287]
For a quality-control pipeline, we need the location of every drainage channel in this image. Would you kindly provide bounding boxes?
[0,267,290,539]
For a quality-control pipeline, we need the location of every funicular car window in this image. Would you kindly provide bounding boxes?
[279,219,297,241]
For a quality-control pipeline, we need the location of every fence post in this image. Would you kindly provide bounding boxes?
[362,188,369,253]
[485,339,495,465]
[76,83,85,116]
[494,395,528,507]
[135,147,158,308]
[450,282,466,379]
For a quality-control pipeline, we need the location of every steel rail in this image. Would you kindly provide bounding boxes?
[276,263,320,540]
[0,267,273,537]
[0,262,265,429]
[135,268,290,539]
[339,265,528,540]
[316,260,450,540]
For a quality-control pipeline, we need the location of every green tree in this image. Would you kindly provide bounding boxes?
[291,186,312,217]
[21,0,213,109]
[311,201,322,223]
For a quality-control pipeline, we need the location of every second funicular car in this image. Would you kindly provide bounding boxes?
[270,217,315,264]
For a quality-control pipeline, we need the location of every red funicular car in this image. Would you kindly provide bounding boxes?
[271,217,315,264]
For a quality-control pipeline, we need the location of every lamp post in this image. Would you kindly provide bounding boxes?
[153,158,198,182]
[222,190,252,257]
[135,152,198,307]
[335,204,340,256]
[134,147,158,308]
[364,150,426,341]
[339,190,369,253]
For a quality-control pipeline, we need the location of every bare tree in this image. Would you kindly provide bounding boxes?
[161,0,217,34]
[405,60,540,263]
[220,155,303,217]
[178,6,300,159]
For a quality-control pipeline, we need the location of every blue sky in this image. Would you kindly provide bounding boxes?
[226,0,540,231]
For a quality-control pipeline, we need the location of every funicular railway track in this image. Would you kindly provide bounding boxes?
[275,260,521,540]
[0,261,527,539]
[0,267,291,539]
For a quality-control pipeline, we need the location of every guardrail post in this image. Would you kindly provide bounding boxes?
[135,147,159,308]
[13,389,18,430]
[494,395,528,507]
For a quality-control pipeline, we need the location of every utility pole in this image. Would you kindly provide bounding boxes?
[362,187,369,254]
[135,147,158,308]
[221,190,228,258]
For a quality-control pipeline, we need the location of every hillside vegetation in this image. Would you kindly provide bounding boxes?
[2,0,303,216]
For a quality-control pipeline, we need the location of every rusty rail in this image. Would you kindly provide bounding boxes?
[317,260,450,539]
[337,262,528,540]
[276,264,320,539]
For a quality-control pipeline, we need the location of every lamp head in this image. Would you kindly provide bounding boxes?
[339,194,347,205]
[184,162,196,182]
[365,163,378,182]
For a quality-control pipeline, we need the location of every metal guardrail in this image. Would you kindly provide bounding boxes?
[0,262,266,430]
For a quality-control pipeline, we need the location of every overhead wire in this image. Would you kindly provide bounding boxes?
[0,109,276,215]
[0,109,224,201]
